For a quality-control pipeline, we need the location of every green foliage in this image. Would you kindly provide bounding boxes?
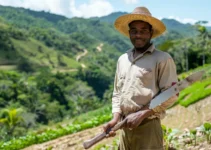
[71,105,111,124]
[0,70,104,141]
[190,129,197,146]
[29,28,82,55]
[17,57,37,72]
[0,25,12,50]
[0,5,54,29]
[11,38,81,69]
[178,64,211,81]
[0,108,24,141]
[78,64,114,98]
[57,18,131,52]
[0,112,112,150]
[0,5,211,149]
[162,125,179,150]
[176,78,211,107]
[199,122,211,144]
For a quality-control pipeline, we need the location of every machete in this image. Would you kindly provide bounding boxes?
[83,70,205,149]
[149,70,205,109]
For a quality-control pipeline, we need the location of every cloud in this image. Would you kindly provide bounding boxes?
[69,0,114,18]
[167,16,198,25]
[162,16,211,26]
[0,0,69,16]
[124,0,139,4]
[0,0,114,18]
[0,0,22,7]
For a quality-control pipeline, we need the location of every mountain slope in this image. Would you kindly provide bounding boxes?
[23,95,211,150]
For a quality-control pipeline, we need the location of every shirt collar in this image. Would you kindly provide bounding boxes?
[127,44,155,63]
[127,43,155,54]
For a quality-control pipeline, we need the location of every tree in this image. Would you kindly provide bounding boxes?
[195,21,211,65]
[0,108,24,138]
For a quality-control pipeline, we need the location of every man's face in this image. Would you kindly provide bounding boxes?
[129,21,153,49]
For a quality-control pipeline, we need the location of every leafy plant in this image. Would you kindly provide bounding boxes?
[0,113,112,150]
[190,129,197,146]
[162,125,179,150]
[199,122,211,144]
[0,108,24,140]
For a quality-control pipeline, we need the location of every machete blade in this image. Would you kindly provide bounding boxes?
[149,70,205,109]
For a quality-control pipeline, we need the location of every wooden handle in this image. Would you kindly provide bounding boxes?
[83,132,106,149]
[83,119,127,149]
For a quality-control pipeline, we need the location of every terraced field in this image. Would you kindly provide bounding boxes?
[24,96,211,150]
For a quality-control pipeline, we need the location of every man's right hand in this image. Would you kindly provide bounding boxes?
[103,113,121,137]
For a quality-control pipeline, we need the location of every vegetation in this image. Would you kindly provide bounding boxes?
[0,108,112,150]
[176,77,211,107]
[93,122,211,150]
[0,4,211,149]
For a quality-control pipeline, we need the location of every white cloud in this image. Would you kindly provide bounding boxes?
[167,16,197,25]
[0,0,70,16]
[124,0,139,4]
[69,0,114,18]
[0,0,114,18]
[160,16,211,26]
[0,0,22,7]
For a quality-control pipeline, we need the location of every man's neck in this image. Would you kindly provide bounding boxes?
[133,43,152,58]
[135,43,152,53]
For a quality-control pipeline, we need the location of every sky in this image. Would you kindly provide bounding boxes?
[0,0,211,26]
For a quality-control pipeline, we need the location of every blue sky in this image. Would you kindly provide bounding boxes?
[0,0,210,26]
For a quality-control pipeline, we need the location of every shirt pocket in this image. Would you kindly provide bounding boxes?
[136,68,153,86]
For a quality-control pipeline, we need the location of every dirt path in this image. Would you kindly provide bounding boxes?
[24,96,211,150]
[96,43,104,52]
[162,95,211,130]
[76,49,88,62]
[23,125,118,150]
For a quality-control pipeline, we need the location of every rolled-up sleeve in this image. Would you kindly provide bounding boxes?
[112,61,122,114]
[152,57,178,119]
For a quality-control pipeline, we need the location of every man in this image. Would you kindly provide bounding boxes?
[103,6,178,150]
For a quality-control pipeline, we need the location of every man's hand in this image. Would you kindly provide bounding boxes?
[103,113,120,137]
[124,109,154,129]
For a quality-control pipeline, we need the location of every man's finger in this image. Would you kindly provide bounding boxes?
[105,131,116,138]
[109,131,116,137]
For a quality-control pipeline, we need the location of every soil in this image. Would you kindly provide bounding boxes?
[24,96,211,150]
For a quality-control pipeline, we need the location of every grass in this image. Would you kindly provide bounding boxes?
[11,38,81,69]
[0,105,112,150]
[176,77,211,107]
[58,104,111,126]
[178,64,211,80]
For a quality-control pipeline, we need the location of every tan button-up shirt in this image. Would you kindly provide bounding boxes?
[112,44,178,119]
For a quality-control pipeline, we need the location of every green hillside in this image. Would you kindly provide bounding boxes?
[0,21,81,71]
[0,5,211,148]
[1,64,211,150]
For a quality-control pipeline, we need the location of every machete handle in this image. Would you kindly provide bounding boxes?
[83,132,107,149]
[83,119,127,149]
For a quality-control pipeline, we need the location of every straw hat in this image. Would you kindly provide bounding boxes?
[114,7,166,38]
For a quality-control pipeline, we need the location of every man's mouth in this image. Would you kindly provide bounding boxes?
[135,39,144,42]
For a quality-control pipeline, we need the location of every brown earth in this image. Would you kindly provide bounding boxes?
[24,96,211,150]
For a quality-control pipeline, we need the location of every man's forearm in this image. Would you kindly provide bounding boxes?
[113,112,121,122]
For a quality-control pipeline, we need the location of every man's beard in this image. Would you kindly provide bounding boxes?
[135,42,152,52]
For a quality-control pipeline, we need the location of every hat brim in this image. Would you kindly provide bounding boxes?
[114,14,166,39]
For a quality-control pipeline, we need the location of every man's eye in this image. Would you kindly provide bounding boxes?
[130,30,137,34]
[129,29,150,35]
